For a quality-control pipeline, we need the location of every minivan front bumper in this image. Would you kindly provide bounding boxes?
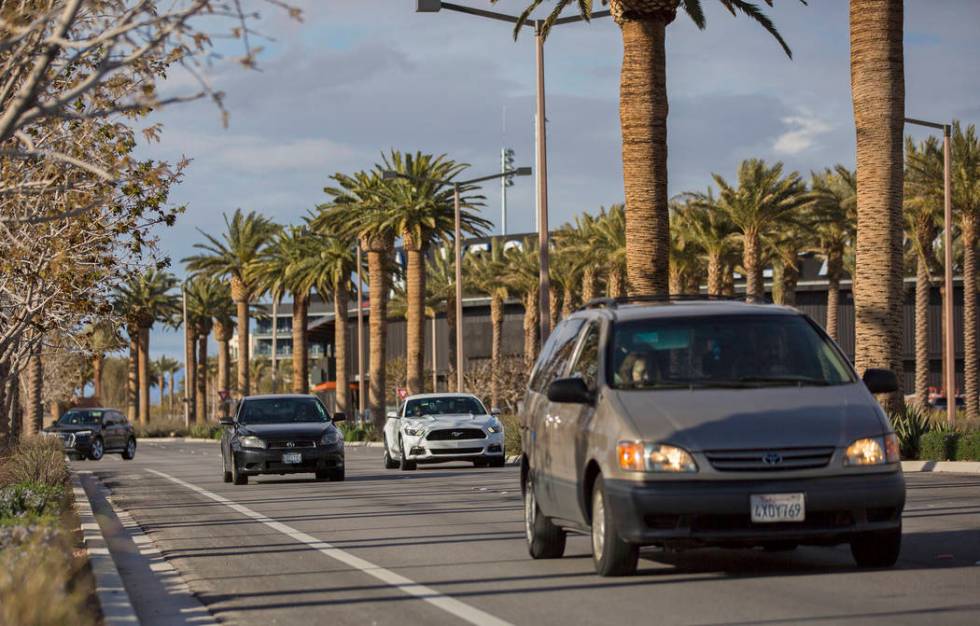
[603,470,905,547]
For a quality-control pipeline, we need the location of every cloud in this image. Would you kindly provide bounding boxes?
[773,111,832,155]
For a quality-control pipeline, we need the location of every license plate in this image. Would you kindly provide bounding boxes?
[750,493,805,523]
[281,452,302,464]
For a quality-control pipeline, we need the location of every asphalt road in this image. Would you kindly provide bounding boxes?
[83,441,980,626]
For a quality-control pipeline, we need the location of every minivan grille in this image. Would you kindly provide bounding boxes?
[426,429,486,441]
[705,447,834,472]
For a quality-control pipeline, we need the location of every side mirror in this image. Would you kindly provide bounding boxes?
[862,368,898,395]
[490,407,502,417]
[332,412,346,423]
[386,411,398,419]
[219,417,235,427]
[547,377,594,405]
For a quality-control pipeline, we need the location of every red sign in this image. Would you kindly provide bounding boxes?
[397,387,408,401]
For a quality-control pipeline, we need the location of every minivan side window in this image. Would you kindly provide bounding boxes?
[569,322,601,391]
[529,319,586,392]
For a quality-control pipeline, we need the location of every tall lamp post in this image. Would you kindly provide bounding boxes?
[906,116,954,426]
[384,166,531,392]
[356,242,366,425]
[415,0,609,345]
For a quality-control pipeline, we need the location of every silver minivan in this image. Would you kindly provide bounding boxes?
[520,299,905,576]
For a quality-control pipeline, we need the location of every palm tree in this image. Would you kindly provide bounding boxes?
[669,205,708,296]
[466,240,510,408]
[155,356,181,417]
[114,268,179,424]
[592,205,628,297]
[708,159,808,301]
[302,217,359,414]
[208,283,236,408]
[850,0,905,410]
[562,212,602,302]
[808,166,857,341]
[510,0,801,296]
[80,320,125,402]
[904,137,944,408]
[317,170,393,430]
[378,151,488,396]
[184,209,280,398]
[426,250,460,387]
[185,276,229,423]
[677,192,739,296]
[504,239,541,370]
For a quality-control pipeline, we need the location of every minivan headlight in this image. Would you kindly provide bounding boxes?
[617,442,698,473]
[239,435,267,449]
[845,435,900,465]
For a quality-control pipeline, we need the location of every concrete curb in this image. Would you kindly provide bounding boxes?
[137,437,217,444]
[344,441,384,448]
[71,474,140,626]
[902,460,980,474]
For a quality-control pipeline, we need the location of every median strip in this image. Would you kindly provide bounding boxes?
[145,468,512,626]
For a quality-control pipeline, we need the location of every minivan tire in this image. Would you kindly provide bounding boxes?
[850,524,901,568]
[524,473,566,559]
[591,476,638,576]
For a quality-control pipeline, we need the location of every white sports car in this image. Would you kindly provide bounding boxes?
[383,393,506,470]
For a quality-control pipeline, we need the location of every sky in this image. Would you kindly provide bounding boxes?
[139,0,980,390]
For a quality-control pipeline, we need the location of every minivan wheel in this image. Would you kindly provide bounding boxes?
[591,477,638,576]
[523,474,565,559]
[850,524,902,568]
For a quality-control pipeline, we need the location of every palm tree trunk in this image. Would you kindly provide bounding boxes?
[851,0,905,411]
[549,285,560,329]
[169,371,176,418]
[561,284,575,319]
[405,244,425,396]
[446,293,457,391]
[707,253,723,296]
[914,255,930,409]
[196,332,207,424]
[25,346,43,436]
[138,326,151,424]
[490,292,504,409]
[366,242,388,431]
[214,319,232,405]
[160,374,168,419]
[92,353,104,401]
[608,269,626,298]
[185,330,197,421]
[0,361,9,445]
[722,263,737,297]
[963,218,978,418]
[523,290,540,370]
[743,231,764,301]
[781,262,800,307]
[619,15,671,297]
[826,248,843,341]
[292,290,310,394]
[127,328,139,422]
[582,267,597,302]
[334,286,349,415]
[231,277,250,397]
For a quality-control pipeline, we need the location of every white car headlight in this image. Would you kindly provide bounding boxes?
[617,442,698,473]
[486,421,502,434]
[403,424,425,437]
[240,435,267,449]
[845,435,900,465]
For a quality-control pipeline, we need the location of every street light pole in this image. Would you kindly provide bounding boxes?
[356,242,366,424]
[182,284,190,429]
[906,116,955,427]
[454,183,464,392]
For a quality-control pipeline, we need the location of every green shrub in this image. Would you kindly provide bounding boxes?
[918,430,959,461]
[188,423,222,440]
[0,482,65,519]
[341,423,379,442]
[500,414,522,458]
[889,404,932,459]
[133,417,188,438]
[0,437,69,488]
[954,431,980,461]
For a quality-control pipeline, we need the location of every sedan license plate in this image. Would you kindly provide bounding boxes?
[281,452,302,464]
[750,493,805,523]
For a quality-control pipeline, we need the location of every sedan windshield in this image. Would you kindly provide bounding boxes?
[58,410,103,425]
[239,398,329,425]
[403,396,486,418]
[610,314,855,390]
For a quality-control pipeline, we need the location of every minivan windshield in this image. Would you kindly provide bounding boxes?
[238,398,329,425]
[610,314,855,390]
[403,396,486,418]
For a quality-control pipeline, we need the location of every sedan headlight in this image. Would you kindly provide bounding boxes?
[403,425,425,437]
[617,442,698,473]
[239,435,267,449]
[845,435,900,466]
[321,429,341,445]
[486,421,502,434]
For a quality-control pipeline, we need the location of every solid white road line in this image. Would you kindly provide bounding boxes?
[145,469,512,626]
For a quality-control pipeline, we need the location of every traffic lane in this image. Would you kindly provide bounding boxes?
[91,444,980,625]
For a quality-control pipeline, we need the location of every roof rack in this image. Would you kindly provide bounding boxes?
[577,294,763,312]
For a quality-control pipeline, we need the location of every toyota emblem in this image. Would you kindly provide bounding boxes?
[762,452,782,465]
[286,441,296,448]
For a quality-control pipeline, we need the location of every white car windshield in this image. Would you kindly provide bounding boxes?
[403,397,486,418]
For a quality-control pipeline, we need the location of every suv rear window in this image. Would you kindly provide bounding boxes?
[609,314,855,389]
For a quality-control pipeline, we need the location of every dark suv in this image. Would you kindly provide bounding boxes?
[521,298,905,576]
[44,408,137,461]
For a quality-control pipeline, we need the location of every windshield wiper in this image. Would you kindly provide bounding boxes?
[734,376,831,387]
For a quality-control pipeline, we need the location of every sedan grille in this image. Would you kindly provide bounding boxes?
[704,447,834,472]
[426,428,486,441]
[267,440,317,450]
[430,447,483,455]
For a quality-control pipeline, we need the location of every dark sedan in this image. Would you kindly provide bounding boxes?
[220,395,346,485]
[43,408,137,461]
